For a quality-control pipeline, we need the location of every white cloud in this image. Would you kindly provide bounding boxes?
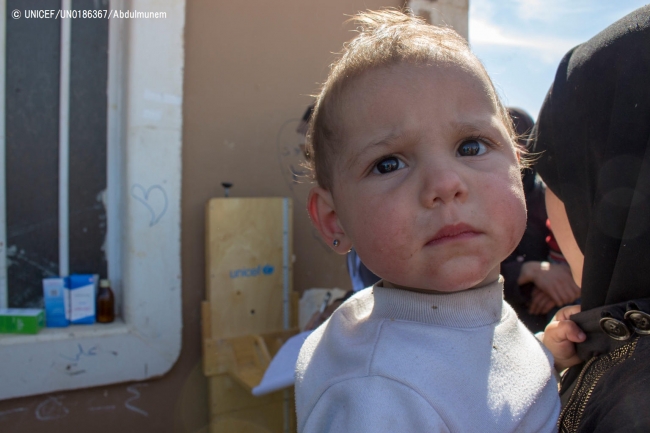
[512,0,605,24]
[469,17,580,64]
[471,0,610,32]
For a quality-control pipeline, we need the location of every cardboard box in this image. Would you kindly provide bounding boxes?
[69,274,98,324]
[0,309,45,334]
[42,277,70,327]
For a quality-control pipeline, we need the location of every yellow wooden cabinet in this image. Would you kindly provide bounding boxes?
[203,198,297,433]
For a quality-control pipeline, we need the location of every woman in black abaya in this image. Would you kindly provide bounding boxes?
[533,5,650,432]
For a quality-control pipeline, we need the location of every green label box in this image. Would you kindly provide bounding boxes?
[0,309,45,334]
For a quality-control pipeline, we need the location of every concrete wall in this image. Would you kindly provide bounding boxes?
[409,0,469,39]
[0,1,468,431]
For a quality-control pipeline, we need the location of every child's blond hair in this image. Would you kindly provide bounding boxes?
[306,9,516,190]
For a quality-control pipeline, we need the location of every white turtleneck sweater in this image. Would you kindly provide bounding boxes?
[295,278,560,433]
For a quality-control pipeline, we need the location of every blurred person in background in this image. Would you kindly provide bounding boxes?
[501,107,580,333]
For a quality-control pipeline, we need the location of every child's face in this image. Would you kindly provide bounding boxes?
[309,61,527,292]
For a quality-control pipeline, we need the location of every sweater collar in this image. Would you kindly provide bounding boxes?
[369,276,505,328]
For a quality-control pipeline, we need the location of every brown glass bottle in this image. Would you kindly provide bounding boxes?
[97,279,115,323]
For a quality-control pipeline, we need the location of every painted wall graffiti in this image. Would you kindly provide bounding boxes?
[131,184,168,227]
[0,384,149,423]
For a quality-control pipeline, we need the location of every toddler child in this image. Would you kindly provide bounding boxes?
[295,10,561,433]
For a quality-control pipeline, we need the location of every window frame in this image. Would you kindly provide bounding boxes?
[0,0,184,400]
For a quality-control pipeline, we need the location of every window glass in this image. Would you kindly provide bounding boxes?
[6,0,60,307]
[69,0,109,281]
[5,0,109,308]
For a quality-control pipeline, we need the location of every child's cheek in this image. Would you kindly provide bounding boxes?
[502,170,528,252]
[355,210,414,275]
[484,165,527,255]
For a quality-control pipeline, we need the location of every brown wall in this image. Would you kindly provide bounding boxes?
[0,1,400,432]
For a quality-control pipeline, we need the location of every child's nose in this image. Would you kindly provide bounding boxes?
[419,165,468,208]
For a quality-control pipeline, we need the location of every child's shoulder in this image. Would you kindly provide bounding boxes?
[298,287,377,365]
[297,288,379,378]
[295,287,397,430]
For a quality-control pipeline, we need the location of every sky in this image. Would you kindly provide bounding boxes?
[468,0,649,120]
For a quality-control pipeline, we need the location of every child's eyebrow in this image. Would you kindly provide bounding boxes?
[453,121,488,137]
[452,120,503,143]
[344,131,401,171]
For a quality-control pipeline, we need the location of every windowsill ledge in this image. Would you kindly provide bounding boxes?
[0,319,129,345]
[0,310,181,400]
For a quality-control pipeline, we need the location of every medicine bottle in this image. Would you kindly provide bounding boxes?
[97,279,115,323]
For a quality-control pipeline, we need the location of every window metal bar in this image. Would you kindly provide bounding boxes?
[0,0,7,308]
[106,0,124,314]
[58,0,72,277]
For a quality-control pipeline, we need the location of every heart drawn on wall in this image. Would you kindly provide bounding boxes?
[131,184,169,227]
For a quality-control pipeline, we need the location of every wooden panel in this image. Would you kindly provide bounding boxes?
[208,375,284,416]
[208,377,295,433]
[205,198,292,340]
[202,328,298,384]
[259,329,298,359]
[210,398,293,433]
[203,335,270,388]
[202,300,212,339]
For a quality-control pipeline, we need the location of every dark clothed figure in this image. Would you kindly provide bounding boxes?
[502,107,579,332]
[501,176,550,331]
[533,6,650,432]
[502,108,552,332]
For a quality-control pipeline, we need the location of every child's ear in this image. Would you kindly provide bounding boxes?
[307,186,352,255]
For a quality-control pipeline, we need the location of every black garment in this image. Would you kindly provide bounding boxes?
[532,5,650,432]
[501,171,550,332]
[534,6,650,311]
[557,300,650,433]
[501,107,551,332]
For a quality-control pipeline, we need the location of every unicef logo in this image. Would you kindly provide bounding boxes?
[229,264,275,279]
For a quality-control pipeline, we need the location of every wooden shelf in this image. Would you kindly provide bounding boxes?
[203,302,298,391]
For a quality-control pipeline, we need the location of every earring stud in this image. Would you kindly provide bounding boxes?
[332,239,340,247]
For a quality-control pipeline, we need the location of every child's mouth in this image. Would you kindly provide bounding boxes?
[426,223,481,246]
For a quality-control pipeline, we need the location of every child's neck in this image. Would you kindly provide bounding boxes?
[381,280,455,294]
[381,277,498,294]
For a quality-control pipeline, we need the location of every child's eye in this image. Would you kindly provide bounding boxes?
[457,139,487,157]
[373,156,404,174]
